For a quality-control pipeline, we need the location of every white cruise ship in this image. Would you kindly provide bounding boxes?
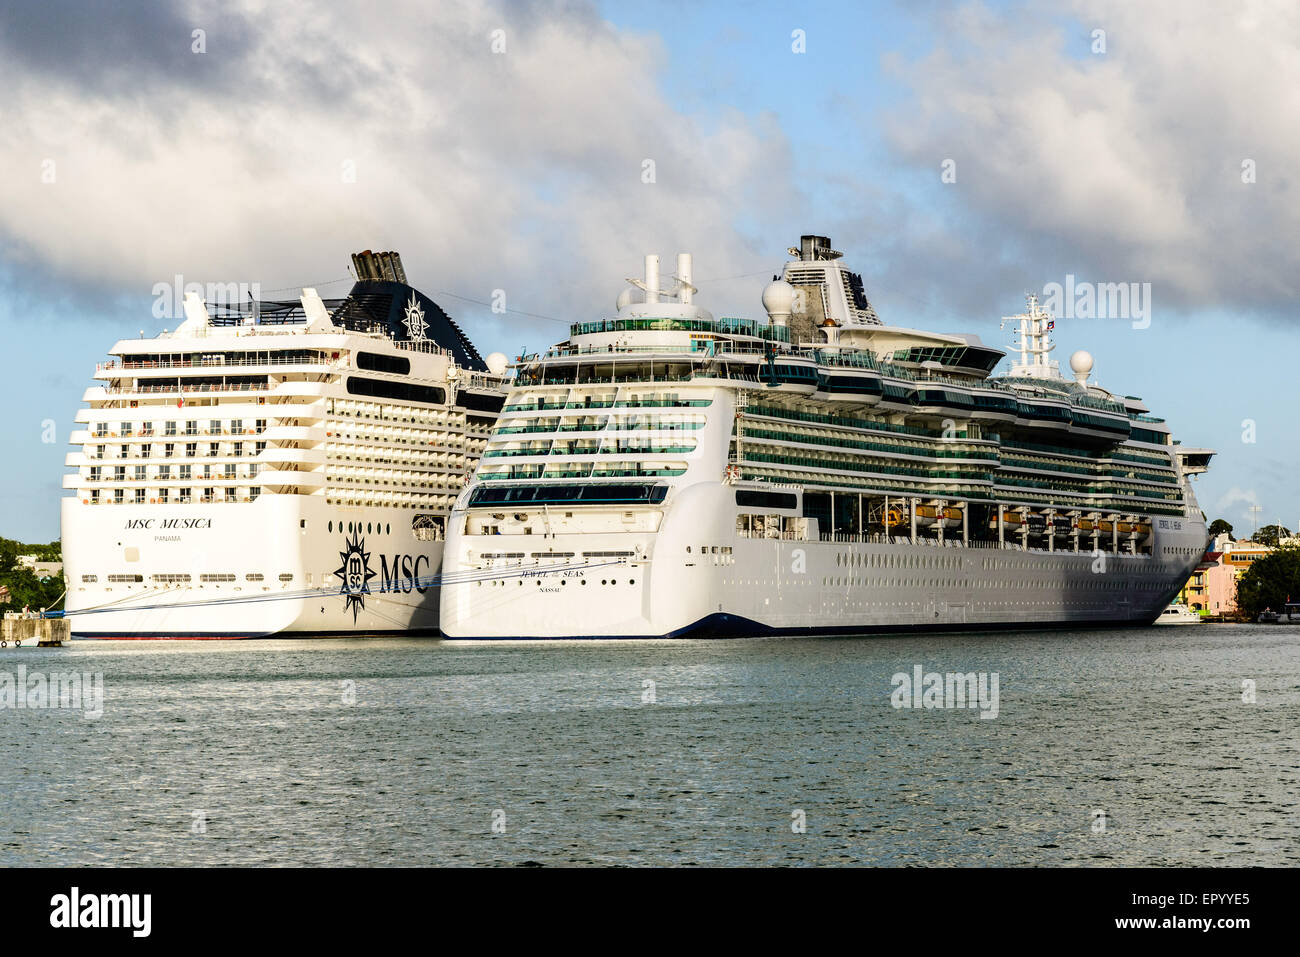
[62,251,507,638]
[441,235,1214,639]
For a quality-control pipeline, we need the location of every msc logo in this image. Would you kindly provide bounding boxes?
[333,533,432,620]
[402,292,428,340]
[334,534,376,622]
[380,554,431,594]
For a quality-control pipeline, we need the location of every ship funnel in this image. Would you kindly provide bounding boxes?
[798,235,842,262]
[644,255,660,304]
[351,250,408,284]
[677,253,693,305]
[622,252,705,315]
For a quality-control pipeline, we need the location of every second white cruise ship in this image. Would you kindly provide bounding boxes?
[62,251,507,638]
[441,236,1214,639]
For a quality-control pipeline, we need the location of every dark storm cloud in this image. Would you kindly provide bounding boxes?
[0,0,401,122]
[0,0,259,93]
[0,0,798,341]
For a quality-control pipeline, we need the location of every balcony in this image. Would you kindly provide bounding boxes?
[98,353,332,374]
[258,425,326,443]
[254,469,326,489]
[254,447,321,465]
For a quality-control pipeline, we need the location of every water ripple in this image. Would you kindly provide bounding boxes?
[0,625,1296,865]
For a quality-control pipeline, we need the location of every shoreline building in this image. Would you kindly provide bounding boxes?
[1179,534,1276,616]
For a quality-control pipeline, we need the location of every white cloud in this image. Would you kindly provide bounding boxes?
[1213,486,1262,528]
[879,0,1300,317]
[0,0,799,343]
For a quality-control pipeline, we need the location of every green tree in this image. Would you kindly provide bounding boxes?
[0,566,63,614]
[0,537,65,613]
[29,540,61,562]
[1235,545,1300,618]
[1207,518,1233,540]
[1253,524,1291,547]
[0,538,62,566]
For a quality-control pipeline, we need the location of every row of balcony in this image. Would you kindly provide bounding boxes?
[71,425,317,444]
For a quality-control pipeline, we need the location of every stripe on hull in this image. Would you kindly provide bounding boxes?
[442,612,1159,641]
[74,627,443,640]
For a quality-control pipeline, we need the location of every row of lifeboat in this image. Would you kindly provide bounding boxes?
[996,512,1152,540]
[880,504,963,529]
[876,503,1152,540]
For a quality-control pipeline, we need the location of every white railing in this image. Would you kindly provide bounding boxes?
[101,354,329,372]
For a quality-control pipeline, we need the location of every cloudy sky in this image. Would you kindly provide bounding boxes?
[2,0,1297,541]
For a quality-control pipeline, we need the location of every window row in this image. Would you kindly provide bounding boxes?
[85,487,262,504]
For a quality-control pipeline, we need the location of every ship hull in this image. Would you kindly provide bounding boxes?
[62,497,443,639]
[440,239,1213,641]
[441,484,1207,640]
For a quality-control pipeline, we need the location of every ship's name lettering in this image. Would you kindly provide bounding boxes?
[379,554,430,594]
[123,518,213,530]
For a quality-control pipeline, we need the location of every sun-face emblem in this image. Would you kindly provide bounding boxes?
[333,533,377,622]
[402,292,428,340]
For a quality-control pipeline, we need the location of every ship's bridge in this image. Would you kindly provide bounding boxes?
[833,327,1005,380]
[1173,446,1215,476]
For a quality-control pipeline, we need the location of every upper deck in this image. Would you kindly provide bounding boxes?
[66,252,507,512]
[470,239,1210,523]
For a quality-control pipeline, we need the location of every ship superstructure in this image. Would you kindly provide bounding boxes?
[62,251,508,638]
[440,237,1213,639]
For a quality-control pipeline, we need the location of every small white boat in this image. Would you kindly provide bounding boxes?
[1154,603,1202,625]
[1257,609,1282,623]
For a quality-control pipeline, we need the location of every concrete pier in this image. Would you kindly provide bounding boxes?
[1,614,70,647]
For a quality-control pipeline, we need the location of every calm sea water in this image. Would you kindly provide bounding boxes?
[1,625,1297,866]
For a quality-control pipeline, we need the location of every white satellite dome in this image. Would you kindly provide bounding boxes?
[616,287,642,311]
[485,352,509,377]
[1069,349,1094,383]
[762,279,795,317]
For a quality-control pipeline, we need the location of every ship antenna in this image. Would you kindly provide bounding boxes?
[1002,292,1058,379]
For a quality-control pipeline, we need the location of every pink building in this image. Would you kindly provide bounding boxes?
[1199,559,1239,614]
[1180,538,1272,616]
